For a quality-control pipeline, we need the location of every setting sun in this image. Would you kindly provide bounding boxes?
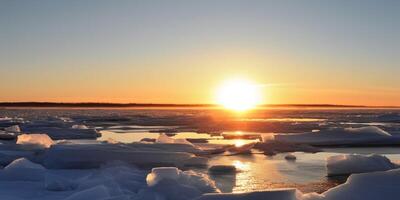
[216,79,262,111]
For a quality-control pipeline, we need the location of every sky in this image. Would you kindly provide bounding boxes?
[0,0,399,106]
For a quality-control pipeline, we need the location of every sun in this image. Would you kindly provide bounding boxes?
[216,79,262,111]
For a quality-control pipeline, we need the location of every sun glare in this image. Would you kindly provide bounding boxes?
[216,79,262,111]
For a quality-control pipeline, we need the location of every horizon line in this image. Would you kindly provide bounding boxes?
[0,102,399,108]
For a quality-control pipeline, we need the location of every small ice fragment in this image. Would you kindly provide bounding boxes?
[261,133,275,142]
[5,125,21,133]
[4,157,45,170]
[17,134,54,148]
[285,154,297,161]
[156,133,175,144]
[326,154,396,176]
[309,168,400,200]
[147,167,180,186]
[72,124,89,129]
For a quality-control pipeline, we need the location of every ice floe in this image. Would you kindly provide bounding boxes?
[17,134,54,149]
[145,167,219,200]
[304,168,400,200]
[43,143,208,169]
[5,125,21,133]
[326,154,397,176]
[275,126,400,146]
[21,126,100,140]
[72,125,89,129]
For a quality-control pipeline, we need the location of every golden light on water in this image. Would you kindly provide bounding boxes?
[216,79,262,111]
[234,140,246,147]
[232,160,250,171]
[235,131,243,135]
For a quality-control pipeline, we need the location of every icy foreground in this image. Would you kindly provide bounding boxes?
[0,157,400,200]
[0,158,218,200]
[0,132,399,199]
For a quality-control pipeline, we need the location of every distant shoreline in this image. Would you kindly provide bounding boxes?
[0,102,398,109]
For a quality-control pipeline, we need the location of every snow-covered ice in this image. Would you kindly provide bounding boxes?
[0,158,45,181]
[5,125,21,133]
[326,154,397,176]
[17,134,54,149]
[145,167,219,200]
[275,126,400,146]
[43,143,208,169]
[304,168,400,200]
[21,126,100,140]
[0,158,217,200]
[72,125,89,129]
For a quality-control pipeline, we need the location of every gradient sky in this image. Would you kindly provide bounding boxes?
[1,0,399,106]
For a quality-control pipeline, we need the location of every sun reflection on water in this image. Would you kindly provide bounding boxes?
[234,140,246,147]
[232,160,250,171]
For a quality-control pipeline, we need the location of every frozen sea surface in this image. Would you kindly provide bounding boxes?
[1,107,400,194]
